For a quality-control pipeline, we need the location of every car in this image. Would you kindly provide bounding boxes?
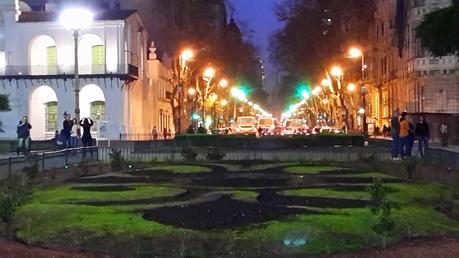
[258,117,277,135]
[233,116,257,135]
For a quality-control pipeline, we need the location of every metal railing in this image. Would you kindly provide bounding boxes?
[0,64,138,77]
[0,147,98,180]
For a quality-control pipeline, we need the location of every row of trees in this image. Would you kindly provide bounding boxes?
[121,0,267,131]
[270,0,375,107]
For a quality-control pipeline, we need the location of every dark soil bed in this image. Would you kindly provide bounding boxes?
[322,176,406,184]
[258,191,370,208]
[192,176,295,188]
[143,195,316,230]
[71,185,135,192]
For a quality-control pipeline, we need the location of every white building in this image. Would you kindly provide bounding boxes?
[0,0,174,140]
[406,0,459,113]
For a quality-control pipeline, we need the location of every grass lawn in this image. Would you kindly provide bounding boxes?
[11,163,459,256]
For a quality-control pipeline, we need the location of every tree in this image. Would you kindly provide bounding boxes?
[416,4,459,57]
[0,94,10,133]
[270,0,375,104]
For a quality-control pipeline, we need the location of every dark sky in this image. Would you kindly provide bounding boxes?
[230,0,283,92]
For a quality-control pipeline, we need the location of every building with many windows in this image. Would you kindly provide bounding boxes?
[0,0,174,140]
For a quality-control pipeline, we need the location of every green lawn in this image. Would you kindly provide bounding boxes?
[11,163,459,257]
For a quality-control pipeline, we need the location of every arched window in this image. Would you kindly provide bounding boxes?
[29,86,58,139]
[29,35,57,75]
[79,34,105,74]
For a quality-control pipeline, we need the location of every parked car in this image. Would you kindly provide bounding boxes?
[233,116,257,135]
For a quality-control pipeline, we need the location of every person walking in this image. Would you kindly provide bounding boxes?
[415,116,430,158]
[62,112,73,148]
[152,126,159,140]
[16,116,32,156]
[440,123,448,147]
[399,112,410,159]
[390,109,400,160]
[80,118,94,147]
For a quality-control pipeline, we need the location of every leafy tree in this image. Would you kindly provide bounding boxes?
[416,4,459,56]
[270,0,375,104]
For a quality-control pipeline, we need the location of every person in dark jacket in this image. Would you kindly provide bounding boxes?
[80,118,94,147]
[415,116,430,158]
[17,116,32,156]
[62,112,73,148]
[390,109,400,160]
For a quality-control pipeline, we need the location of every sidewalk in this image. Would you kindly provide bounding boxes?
[371,135,459,154]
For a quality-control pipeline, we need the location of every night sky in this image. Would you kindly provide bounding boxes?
[230,0,283,92]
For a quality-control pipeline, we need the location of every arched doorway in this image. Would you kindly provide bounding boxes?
[29,86,58,140]
[29,35,57,75]
[80,84,105,136]
[79,34,105,74]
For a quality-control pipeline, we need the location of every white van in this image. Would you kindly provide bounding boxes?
[233,116,257,135]
[258,117,277,134]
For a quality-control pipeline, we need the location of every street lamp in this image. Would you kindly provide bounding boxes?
[203,67,215,81]
[348,47,365,80]
[347,83,356,92]
[60,8,93,127]
[330,66,343,78]
[180,49,194,64]
[188,88,196,96]
[219,79,228,88]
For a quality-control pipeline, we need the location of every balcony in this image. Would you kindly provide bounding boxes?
[0,64,138,80]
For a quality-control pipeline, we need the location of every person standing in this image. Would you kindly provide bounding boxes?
[16,116,32,156]
[407,116,415,157]
[163,128,168,140]
[62,112,73,148]
[415,116,430,158]
[399,112,410,159]
[440,123,448,147]
[80,118,94,147]
[152,126,159,140]
[70,118,79,147]
[390,109,401,160]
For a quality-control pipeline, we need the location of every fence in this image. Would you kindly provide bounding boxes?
[97,145,391,163]
[0,147,98,180]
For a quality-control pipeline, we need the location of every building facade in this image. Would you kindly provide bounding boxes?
[0,0,173,140]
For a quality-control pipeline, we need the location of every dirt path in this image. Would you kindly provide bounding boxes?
[332,238,459,258]
[0,239,112,258]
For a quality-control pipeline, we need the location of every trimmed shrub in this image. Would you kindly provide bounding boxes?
[205,148,226,161]
[21,161,39,180]
[181,146,198,161]
[110,149,125,172]
[0,176,28,224]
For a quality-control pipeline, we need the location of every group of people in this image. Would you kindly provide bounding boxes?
[151,126,173,140]
[390,109,431,160]
[15,113,96,156]
[58,112,94,148]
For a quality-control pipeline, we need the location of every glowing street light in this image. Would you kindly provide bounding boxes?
[188,88,196,96]
[221,99,228,106]
[330,66,343,77]
[231,87,246,101]
[219,79,228,88]
[312,86,322,95]
[358,108,365,115]
[347,83,356,92]
[60,8,93,130]
[349,48,363,58]
[210,93,218,102]
[322,79,331,87]
[180,49,194,62]
[301,90,310,100]
[203,67,215,81]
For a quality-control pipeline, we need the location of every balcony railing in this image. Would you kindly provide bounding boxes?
[0,64,138,78]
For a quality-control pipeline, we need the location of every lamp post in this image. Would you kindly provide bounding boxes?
[349,47,368,134]
[60,8,93,129]
[177,49,194,134]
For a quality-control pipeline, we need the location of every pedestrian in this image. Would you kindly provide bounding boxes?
[80,117,94,147]
[62,112,73,148]
[71,118,79,147]
[168,129,172,139]
[197,124,207,134]
[186,125,195,134]
[390,109,400,160]
[440,122,448,147]
[407,116,415,157]
[415,116,430,158]
[16,116,32,156]
[399,112,410,159]
[152,126,159,140]
[382,124,388,138]
[163,128,168,140]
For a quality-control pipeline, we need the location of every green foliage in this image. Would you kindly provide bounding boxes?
[416,5,459,56]
[109,149,125,172]
[21,161,39,181]
[181,146,198,161]
[368,178,395,243]
[205,147,225,161]
[0,95,11,112]
[0,176,28,223]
